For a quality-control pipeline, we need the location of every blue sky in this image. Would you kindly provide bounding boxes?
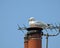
[0,0,60,48]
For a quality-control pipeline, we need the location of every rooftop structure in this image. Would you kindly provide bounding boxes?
[18,17,60,48]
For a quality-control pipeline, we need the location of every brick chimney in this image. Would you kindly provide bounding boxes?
[24,27,43,48]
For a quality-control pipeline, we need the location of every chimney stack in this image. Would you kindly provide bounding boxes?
[24,27,43,48]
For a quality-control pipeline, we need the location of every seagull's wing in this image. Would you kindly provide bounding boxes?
[35,21,48,29]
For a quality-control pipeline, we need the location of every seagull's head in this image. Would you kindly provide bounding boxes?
[28,17,35,21]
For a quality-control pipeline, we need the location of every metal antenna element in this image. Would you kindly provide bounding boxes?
[17,24,27,33]
[43,31,60,48]
[23,24,27,29]
[43,23,60,48]
[17,24,27,30]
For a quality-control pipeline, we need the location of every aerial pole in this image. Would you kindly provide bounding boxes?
[46,33,49,48]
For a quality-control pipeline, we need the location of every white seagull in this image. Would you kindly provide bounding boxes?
[28,17,50,29]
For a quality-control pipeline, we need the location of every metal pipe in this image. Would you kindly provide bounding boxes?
[46,33,49,48]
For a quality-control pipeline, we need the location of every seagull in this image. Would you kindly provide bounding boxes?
[28,17,50,29]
